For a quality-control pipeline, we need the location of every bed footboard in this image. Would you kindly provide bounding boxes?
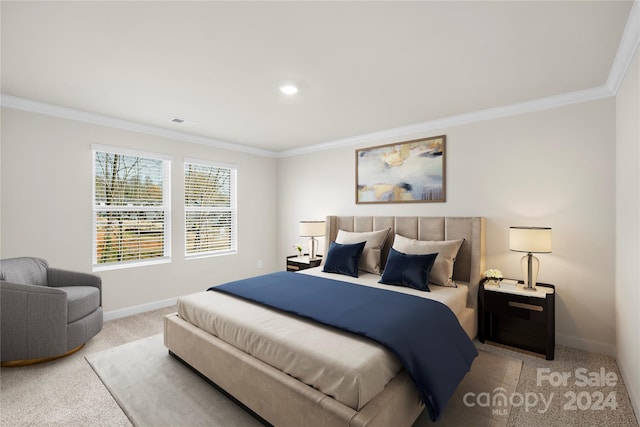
[164,313,423,427]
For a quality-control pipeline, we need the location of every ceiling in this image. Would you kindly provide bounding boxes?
[1,1,635,154]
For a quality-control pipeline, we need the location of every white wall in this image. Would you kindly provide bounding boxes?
[615,46,640,416]
[1,97,621,356]
[1,108,279,313]
[278,98,617,355]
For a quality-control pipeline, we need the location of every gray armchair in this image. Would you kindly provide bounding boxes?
[1,257,103,365]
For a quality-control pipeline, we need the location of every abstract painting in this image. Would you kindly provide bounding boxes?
[356,135,446,204]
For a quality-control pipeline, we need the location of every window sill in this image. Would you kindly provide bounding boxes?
[185,250,237,261]
[93,257,171,272]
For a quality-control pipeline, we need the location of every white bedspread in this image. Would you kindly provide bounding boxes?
[177,269,469,410]
[299,267,469,315]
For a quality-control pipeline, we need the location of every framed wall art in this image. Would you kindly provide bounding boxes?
[355,135,446,204]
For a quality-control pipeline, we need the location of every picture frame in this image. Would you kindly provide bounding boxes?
[355,135,446,204]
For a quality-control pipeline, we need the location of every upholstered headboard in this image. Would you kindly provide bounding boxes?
[325,216,486,310]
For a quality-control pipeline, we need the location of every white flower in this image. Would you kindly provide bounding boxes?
[292,243,303,253]
[483,269,503,279]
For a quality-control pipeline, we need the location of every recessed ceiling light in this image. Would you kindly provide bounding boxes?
[279,84,299,95]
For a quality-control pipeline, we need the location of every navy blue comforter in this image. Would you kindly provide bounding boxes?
[209,271,477,421]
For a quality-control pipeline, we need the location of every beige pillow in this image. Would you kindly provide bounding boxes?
[392,234,464,287]
[335,228,391,274]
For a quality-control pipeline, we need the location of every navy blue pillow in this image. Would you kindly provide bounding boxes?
[379,248,437,291]
[322,241,366,277]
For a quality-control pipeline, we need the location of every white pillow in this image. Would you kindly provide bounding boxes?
[392,234,464,287]
[335,228,391,274]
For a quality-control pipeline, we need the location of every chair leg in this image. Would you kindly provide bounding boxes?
[1,344,85,367]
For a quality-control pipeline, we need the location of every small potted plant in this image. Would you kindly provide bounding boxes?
[293,243,303,257]
[483,269,503,286]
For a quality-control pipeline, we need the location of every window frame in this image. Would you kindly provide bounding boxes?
[184,158,238,259]
[92,144,172,271]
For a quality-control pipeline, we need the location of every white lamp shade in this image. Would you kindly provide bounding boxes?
[299,221,325,237]
[509,227,552,253]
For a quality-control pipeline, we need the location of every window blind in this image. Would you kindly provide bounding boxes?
[184,161,237,257]
[93,148,171,270]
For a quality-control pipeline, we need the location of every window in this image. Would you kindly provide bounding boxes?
[93,146,171,270]
[184,159,237,257]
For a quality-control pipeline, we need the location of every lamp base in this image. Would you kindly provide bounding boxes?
[308,237,319,260]
[520,252,540,291]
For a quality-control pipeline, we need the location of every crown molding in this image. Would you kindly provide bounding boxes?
[2,85,614,160]
[0,94,278,158]
[607,1,640,94]
[278,85,613,158]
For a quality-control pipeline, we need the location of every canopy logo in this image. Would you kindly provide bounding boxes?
[463,388,553,415]
[463,367,619,415]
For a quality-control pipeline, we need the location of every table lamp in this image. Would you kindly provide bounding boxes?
[509,226,552,291]
[299,221,325,260]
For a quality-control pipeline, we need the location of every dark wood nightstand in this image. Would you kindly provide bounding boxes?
[286,255,322,272]
[479,281,555,360]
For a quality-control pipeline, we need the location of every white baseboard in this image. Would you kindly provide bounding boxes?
[103,297,178,322]
[556,333,616,357]
[616,358,640,421]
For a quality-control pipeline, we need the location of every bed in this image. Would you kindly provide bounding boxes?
[164,216,486,426]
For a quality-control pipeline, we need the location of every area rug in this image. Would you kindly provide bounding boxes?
[86,334,522,427]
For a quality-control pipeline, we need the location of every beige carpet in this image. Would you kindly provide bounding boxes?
[86,334,522,427]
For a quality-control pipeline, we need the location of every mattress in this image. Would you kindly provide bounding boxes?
[177,269,469,411]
